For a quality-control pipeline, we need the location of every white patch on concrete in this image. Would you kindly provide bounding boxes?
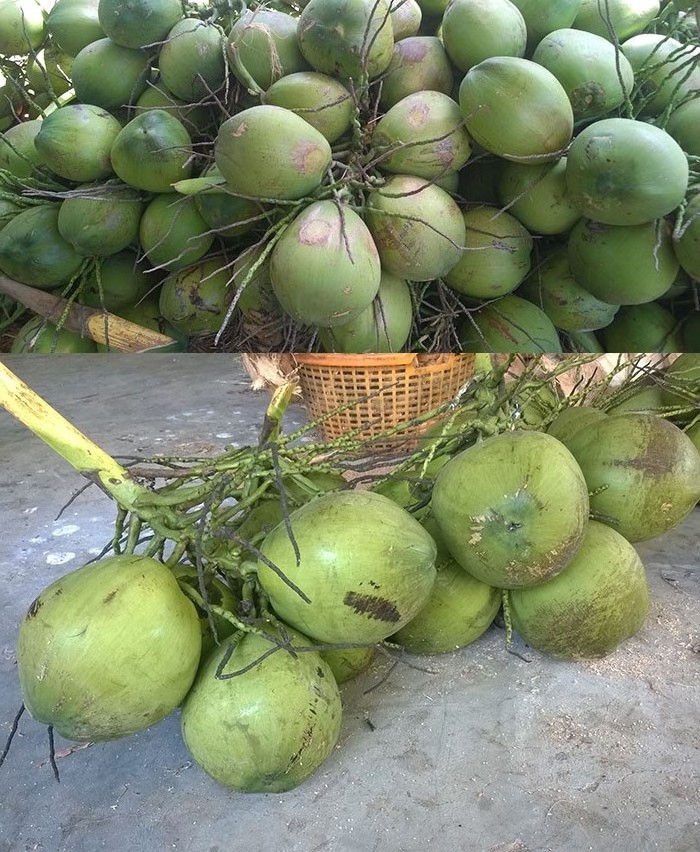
[46,552,76,565]
[23,507,38,515]
[52,524,81,537]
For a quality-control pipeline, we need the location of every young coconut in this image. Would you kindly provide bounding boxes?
[390,516,501,655]
[16,554,202,742]
[509,520,650,660]
[563,413,700,542]
[256,490,437,645]
[180,628,342,793]
[430,430,590,589]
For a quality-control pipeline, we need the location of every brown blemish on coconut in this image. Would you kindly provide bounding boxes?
[343,591,400,622]
[26,597,42,618]
[232,121,248,137]
[407,103,429,128]
[299,218,332,245]
[293,142,327,175]
[400,40,428,62]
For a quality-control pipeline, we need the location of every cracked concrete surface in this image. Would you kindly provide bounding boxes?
[0,355,698,852]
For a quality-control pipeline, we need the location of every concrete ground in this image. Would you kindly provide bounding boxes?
[0,355,698,852]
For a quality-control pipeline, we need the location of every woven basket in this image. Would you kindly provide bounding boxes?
[294,353,476,453]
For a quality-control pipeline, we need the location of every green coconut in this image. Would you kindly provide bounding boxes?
[79,249,151,311]
[34,104,121,183]
[444,205,533,299]
[532,28,635,121]
[572,0,660,41]
[510,0,582,49]
[390,516,501,655]
[214,105,332,202]
[458,56,574,162]
[269,199,381,327]
[389,0,422,39]
[97,0,183,49]
[622,33,700,115]
[659,353,700,409]
[372,90,472,180]
[320,645,375,683]
[0,205,84,289]
[26,45,73,99]
[600,303,684,353]
[565,118,689,226]
[257,490,437,645]
[685,420,700,456]
[497,157,581,236]
[139,193,214,272]
[297,0,395,82]
[158,258,234,336]
[0,118,44,178]
[674,193,700,280]
[319,270,413,352]
[379,36,454,109]
[0,0,45,54]
[46,0,105,56]
[57,183,143,257]
[666,99,700,158]
[459,294,563,353]
[71,37,151,110]
[509,520,650,659]
[11,315,98,353]
[110,109,193,193]
[193,164,263,241]
[227,8,309,93]
[158,18,226,102]
[440,0,527,72]
[181,629,342,793]
[364,174,466,281]
[603,380,669,417]
[134,78,210,136]
[519,244,619,333]
[264,72,353,143]
[16,554,201,741]
[431,429,590,588]
[567,218,679,305]
[565,412,700,542]
[546,404,608,447]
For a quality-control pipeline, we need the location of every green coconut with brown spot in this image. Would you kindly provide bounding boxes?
[371,90,472,181]
[509,520,650,659]
[431,430,590,589]
[214,105,332,202]
[269,199,381,327]
[564,413,700,543]
[257,491,437,644]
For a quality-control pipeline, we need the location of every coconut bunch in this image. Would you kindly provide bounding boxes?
[0,0,698,351]
[2,354,699,792]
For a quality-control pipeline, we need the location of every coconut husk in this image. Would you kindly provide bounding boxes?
[241,353,301,395]
[506,354,680,398]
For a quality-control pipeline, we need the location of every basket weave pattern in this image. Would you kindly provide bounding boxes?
[294,354,476,452]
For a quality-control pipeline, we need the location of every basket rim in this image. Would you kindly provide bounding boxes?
[293,353,418,368]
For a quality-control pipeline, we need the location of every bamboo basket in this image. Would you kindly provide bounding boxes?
[293,353,476,453]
